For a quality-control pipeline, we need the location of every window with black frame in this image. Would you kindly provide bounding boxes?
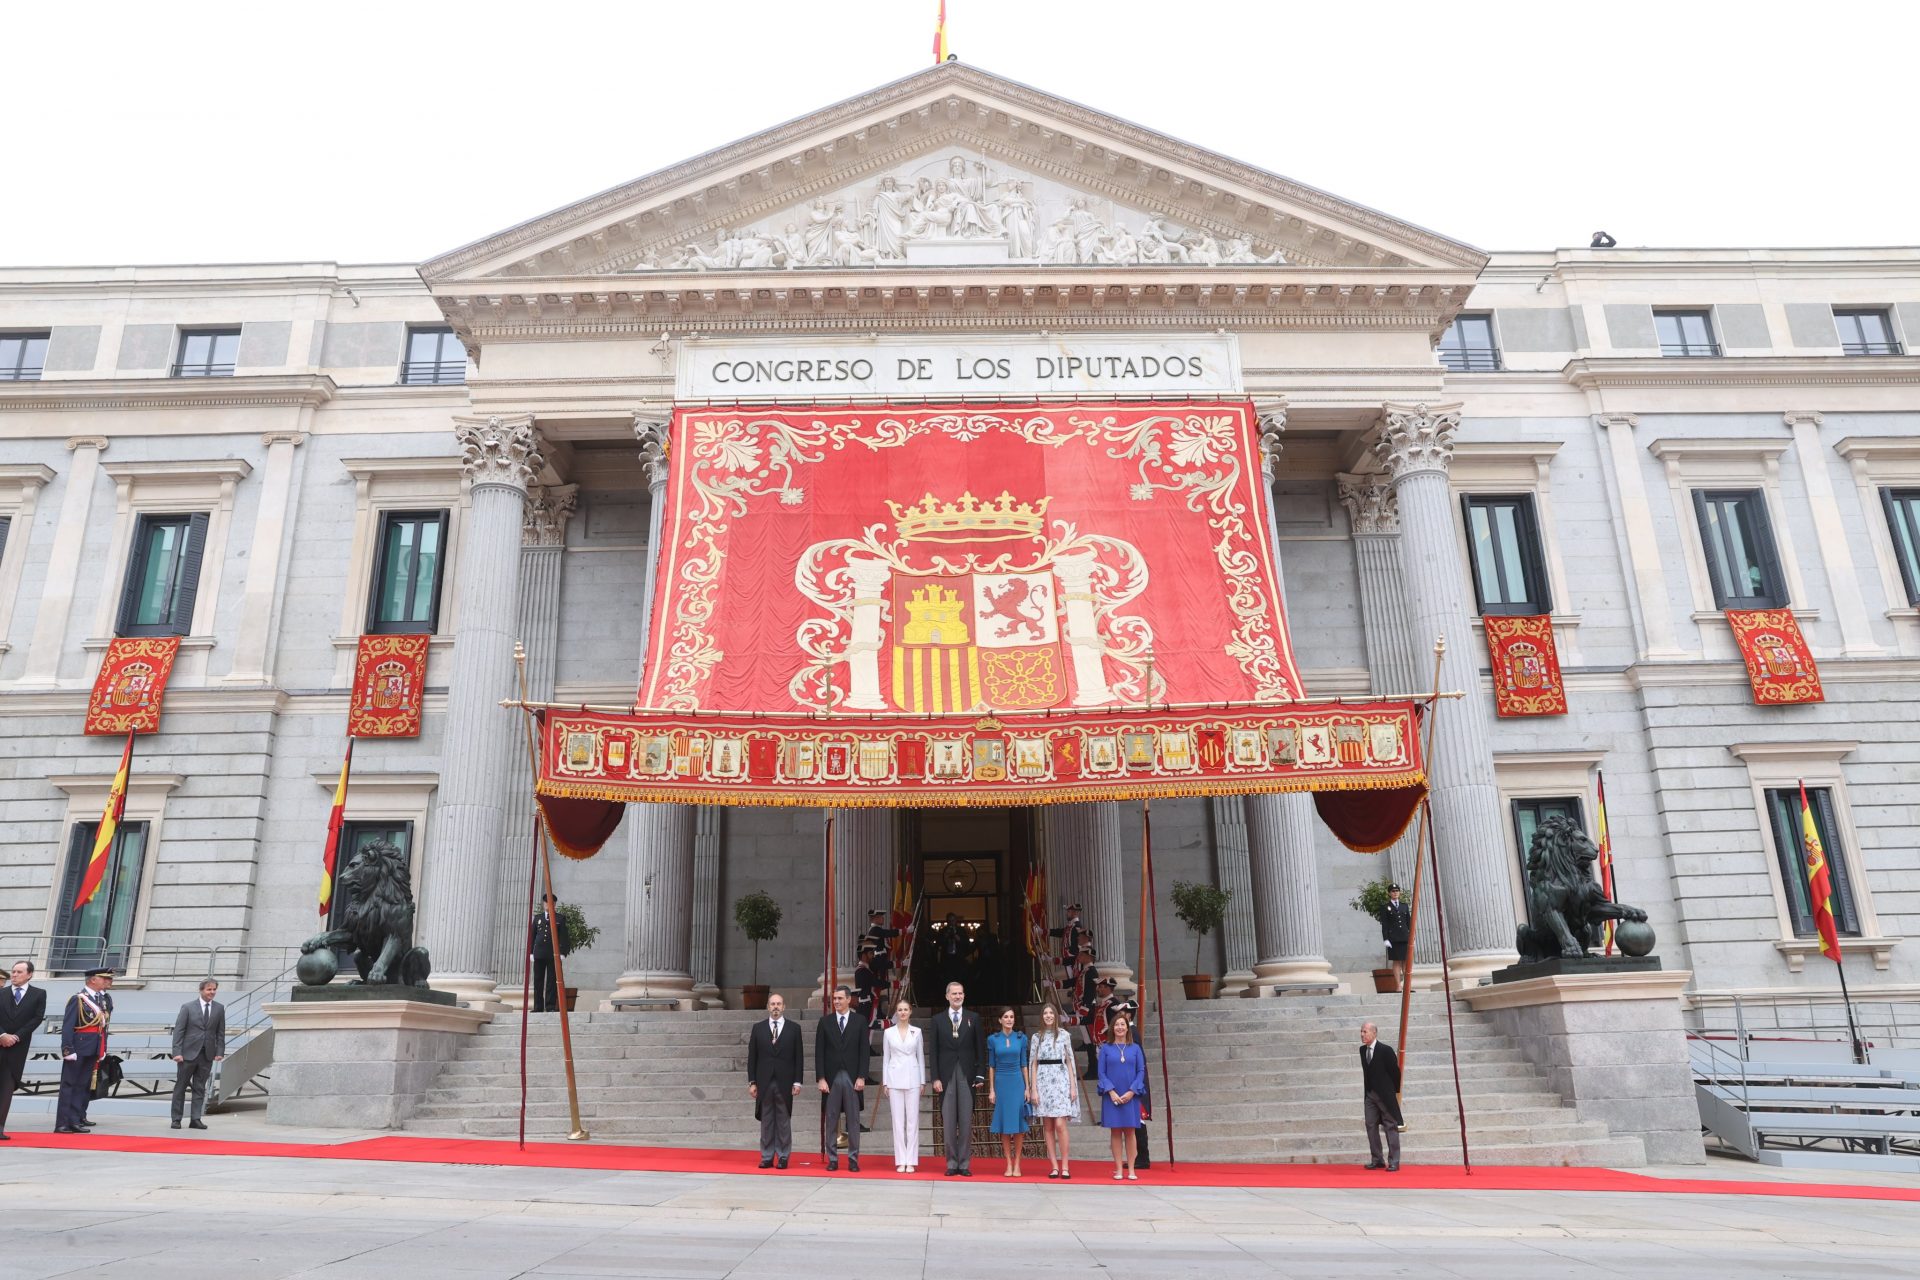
[1511,796,1585,921]
[51,820,149,972]
[1654,309,1719,357]
[1834,308,1902,356]
[1461,494,1552,615]
[1437,313,1501,372]
[173,328,240,377]
[401,327,466,385]
[1693,489,1787,609]
[116,512,209,637]
[366,510,448,634]
[1763,786,1861,940]
[1883,488,1920,605]
[0,331,49,381]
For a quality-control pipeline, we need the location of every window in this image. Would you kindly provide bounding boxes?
[1462,494,1552,614]
[1763,787,1861,940]
[1884,488,1920,605]
[366,510,448,634]
[402,327,466,385]
[1834,309,1901,357]
[116,512,208,636]
[0,331,49,381]
[1654,309,1720,358]
[1437,314,1501,372]
[1511,796,1586,923]
[173,328,240,377]
[326,821,414,932]
[50,820,149,973]
[0,515,9,564]
[1693,489,1786,609]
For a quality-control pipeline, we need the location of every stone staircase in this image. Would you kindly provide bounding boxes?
[404,994,1645,1166]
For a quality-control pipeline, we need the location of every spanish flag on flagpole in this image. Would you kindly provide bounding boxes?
[74,731,134,909]
[1596,771,1616,955]
[1799,780,1842,963]
[932,0,949,64]
[317,738,354,919]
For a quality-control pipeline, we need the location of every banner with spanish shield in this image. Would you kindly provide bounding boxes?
[640,402,1304,720]
[84,637,182,734]
[1483,614,1568,717]
[1725,608,1824,705]
[347,634,431,737]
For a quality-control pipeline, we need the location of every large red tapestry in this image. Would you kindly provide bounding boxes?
[84,637,182,735]
[1484,614,1568,717]
[535,701,1423,808]
[1725,608,1824,705]
[640,402,1304,718]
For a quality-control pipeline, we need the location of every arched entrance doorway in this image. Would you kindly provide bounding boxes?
[905,807,1036,1009]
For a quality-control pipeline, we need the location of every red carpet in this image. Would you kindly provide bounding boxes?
[8,1130,1919,1203]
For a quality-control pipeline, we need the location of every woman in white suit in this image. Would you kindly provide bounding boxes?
[880,998,928,1172]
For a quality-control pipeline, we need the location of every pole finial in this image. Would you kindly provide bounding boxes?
[1433,634,1447,657]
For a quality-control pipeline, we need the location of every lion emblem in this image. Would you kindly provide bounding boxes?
[979,577,1049,642]
[301,838,432,986]
[1515,815,1649,961]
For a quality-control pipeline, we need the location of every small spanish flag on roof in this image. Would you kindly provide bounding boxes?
[933,0,949,64]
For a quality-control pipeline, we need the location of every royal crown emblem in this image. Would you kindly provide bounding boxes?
[886,491,1049,543]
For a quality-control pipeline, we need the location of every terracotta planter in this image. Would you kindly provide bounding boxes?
[564,987,580,1013]
[742,983,771,1010]
[1371,967,1400,994]
[1181,974,1214,1001]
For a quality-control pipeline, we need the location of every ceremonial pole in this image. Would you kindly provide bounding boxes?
[1394,635,1448,1113]
[1422,797,1472,1173]
[1142,797,1176,1166]
[514,643,589,1142]
[517,803,538,1150]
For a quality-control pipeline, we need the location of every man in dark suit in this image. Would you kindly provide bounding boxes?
[530,895,573,1013]
[55,967,113,1134]
[815,984,870,1171]
[746,992,802,1168]
[169,978,227,1130]
[1378,883,1413,991]
[928,980,985,1176]
[0,959,48,1141]
[1360,1021,1402,1171]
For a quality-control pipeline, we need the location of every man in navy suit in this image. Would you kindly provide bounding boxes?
[55,967,113,1134]
[746,993,802,1168]
[815,984,870,1171]
[0,960,48,1140]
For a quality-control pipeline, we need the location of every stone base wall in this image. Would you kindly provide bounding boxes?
[264,1000,491,1129]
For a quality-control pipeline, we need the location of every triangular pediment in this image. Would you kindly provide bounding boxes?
[423,63,1485,284]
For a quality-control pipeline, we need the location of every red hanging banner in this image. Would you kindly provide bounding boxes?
[1725,608,1824,706]
[347,634,431,737]
[84,637,182,735]
[1484,614,1568,717]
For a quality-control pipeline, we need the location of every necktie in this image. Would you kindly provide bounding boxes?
[11,987,18,1004]
[838,1014,846,1032]
[772,1019,781,1038]
[203,1002,210,1017]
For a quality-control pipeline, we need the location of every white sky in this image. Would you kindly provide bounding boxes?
[6,0,1917,267]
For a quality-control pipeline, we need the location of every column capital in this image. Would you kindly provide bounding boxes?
[261,430,309,449]
[454,414,543,493]
[633,413,670,492]
[522,482,579,548]
[65,435,109,453]
[1594,411,1639,431]
[1374,403,1462,481]
[1782,410,1824,429]
[1335,472,1400,535]
[1252,398,1287,481]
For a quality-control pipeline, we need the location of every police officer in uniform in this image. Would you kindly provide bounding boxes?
[55,967,113,1133]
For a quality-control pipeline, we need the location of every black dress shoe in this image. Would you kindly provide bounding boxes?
[1363,1160,1384,1170]
[944,1167,957,1176]
[758,1157,774,1169]
[825,1157,838,1171]
[54,1126,79,1134]
[1386,1163,1400,1172]
[189,1120,208,1130]
[171,1120,182,1130]
[777,1157,789,1169]
[958,1169,972,1177]
[0,1132,11,1140]
[847,1156,859,1172]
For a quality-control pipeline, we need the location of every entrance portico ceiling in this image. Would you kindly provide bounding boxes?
[422,62,1487,342]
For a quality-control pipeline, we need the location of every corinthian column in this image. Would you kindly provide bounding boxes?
[1337,475,1439,976]
[814,808,896,1007]
[423,415,543,1007]
[1048,803,1131,992]
[607,414,701,1009]
[689,805,725,1007]
[492,483,577,998]
[1208,796,1257,997]
[1375,404,1517,979]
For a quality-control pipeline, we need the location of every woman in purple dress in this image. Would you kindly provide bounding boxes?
[1097,1011,1146,1180]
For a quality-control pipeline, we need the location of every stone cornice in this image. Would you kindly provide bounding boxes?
[0,463,56,488]
[0,373,336,413]
[1565,355,1920,390]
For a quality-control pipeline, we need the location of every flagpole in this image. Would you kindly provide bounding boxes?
[1597,771,1617,957]
[518,806,538,1150]
[1800,779,1865,1064]
[1421,796,1472,1174]
[514,643,589,1142]
[1394,635,1447,1115]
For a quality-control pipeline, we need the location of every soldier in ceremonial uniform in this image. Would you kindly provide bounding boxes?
[863,910,898,1007]
[54,967,113,1133]
[853,944,880,1030]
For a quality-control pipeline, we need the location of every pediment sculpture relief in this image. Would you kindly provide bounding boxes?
[625,153,1288,271]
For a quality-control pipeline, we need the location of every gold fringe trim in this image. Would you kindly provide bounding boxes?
[535,769,1427,810]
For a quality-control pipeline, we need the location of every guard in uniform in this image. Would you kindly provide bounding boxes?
[55,967,113,1133]
[863,909,899,1006]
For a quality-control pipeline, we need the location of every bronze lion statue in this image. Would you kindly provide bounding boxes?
[301,838,432,986]
[1515,815,1649,961]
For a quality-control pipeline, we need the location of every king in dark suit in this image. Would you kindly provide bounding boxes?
[928,980,985,1175]
[170,978,227,1130]
[746,993,803,1167]
[1360,1021,1402,1171]
[0,960,48,1140]
[55,967,114,1134]
[815,984,871,1170]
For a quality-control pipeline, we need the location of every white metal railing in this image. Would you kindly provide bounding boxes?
[1687,991,1920,1063]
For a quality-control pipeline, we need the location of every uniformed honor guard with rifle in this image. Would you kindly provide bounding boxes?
[54,967,114,1133]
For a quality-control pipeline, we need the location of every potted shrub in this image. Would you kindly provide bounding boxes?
[554,902,599,1012]
[1348,875,1400,993]
[734,890,782,1009]
[1171,880,1229,1000]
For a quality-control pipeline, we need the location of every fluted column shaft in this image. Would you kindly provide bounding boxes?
[1208,797,1257,996]
[1242,791,1333,987]
[689,806,724,1007]
[423,416,543,1006]
[1048,803,1131,990]
[1377,405,1517,975]
[817,808,895,1005]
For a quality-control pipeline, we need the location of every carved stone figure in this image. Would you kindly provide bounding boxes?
[1515,815,1652,961]
[300,839,433,986]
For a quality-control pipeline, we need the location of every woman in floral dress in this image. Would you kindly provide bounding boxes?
[1027,1001,1081,1178]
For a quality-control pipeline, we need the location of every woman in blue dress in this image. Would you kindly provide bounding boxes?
[985,1006,1031,1177]
[1097,1010,1146,1180]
